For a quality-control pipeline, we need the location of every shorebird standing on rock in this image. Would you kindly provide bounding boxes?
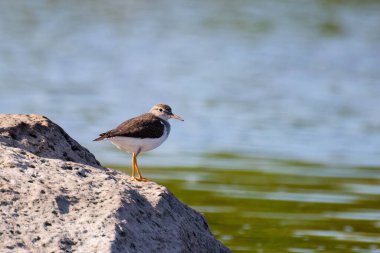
[94,104,184,181]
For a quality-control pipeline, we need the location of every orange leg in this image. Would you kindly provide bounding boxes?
[131,152,136,179]
[132,152,148,182]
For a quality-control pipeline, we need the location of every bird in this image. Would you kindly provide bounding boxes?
[93,104,184,181]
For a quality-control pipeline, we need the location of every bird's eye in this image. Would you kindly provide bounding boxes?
[159,108,163,112]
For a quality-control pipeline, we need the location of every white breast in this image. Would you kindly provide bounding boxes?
[109,130,169,154]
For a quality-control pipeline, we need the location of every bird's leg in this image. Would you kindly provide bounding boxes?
[133,152,148,182]
[131,152,137,180]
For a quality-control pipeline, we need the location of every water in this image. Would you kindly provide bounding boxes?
[1,1,380,252]
[113,157,380,253]
[119,158,380,253]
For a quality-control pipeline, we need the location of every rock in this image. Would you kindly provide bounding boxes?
[0,114,230,253]
[0,114,101,168]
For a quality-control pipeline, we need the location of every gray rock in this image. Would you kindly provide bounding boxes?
[0,114,231,253]
[0,114,101,168]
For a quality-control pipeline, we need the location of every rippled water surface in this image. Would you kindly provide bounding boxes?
[1,0,380,252]
[112,157,380,253]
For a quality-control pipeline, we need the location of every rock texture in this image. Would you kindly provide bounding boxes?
[0,114,230,253]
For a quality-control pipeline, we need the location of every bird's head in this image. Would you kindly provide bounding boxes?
[150,104,184,121]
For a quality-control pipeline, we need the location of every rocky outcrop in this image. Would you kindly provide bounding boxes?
[0,114,230,253]
[0,114,101,168]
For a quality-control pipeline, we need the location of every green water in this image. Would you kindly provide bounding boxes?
[111,157,380,253]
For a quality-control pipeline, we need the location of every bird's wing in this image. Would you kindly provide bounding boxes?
[94,114,165,140]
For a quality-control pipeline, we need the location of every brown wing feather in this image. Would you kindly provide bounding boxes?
[93,113,165,141]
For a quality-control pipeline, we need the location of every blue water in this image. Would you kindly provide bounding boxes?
[0,0,380,168]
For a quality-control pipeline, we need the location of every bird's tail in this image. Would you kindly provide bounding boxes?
[93,133,107,141]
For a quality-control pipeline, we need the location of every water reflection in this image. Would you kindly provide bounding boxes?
[182,183,360,203]
[123,157,380,252]
[294,230,380,244]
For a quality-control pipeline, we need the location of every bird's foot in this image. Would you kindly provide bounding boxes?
[130,176,149,182]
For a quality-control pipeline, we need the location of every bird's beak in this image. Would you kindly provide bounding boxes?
[171,113,184,121]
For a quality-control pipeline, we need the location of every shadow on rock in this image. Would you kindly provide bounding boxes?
[111,187,231,253]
